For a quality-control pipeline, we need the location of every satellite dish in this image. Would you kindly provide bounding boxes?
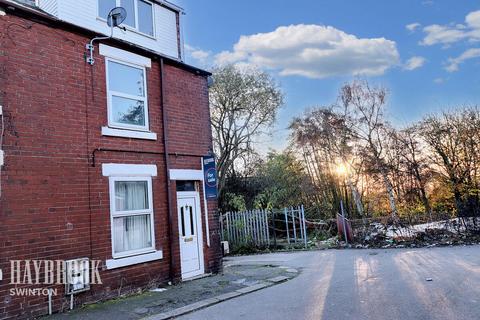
[107,7,127,28]
[86,6,127,65]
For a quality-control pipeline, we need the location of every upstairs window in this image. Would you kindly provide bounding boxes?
[106,59,149,131]
[98,0,155,37]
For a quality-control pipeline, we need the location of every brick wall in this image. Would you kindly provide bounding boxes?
[0,10,221,319]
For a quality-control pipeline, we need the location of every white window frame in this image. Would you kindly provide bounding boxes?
[105,57,150,132]
[109,176,155,259]
[97,0,156,38]
[103,164,161,269]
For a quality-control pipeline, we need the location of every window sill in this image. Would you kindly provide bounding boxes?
[106,250,163,270]
[102,127,157,140]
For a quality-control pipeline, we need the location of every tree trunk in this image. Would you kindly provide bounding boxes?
[347,177,364,217]
[419,186,432,218]
[381,168,399,220]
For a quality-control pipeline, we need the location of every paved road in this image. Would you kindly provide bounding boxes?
[179,246,480,320]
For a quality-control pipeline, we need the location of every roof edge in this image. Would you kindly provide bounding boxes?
[0,0,211,77]
[154,0,184,14]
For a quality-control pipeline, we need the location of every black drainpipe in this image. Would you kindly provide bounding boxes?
[160,58,176,282]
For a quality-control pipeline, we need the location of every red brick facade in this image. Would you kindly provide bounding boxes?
[0,6,222,319]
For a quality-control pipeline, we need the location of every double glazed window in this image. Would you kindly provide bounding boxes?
[106,59,149,131]
[110,177,154,257]
[99,0,154,37]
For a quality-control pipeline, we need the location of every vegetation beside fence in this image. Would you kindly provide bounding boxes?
[221,206,308,254]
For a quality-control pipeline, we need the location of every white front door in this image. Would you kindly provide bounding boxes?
[177,191,204,279]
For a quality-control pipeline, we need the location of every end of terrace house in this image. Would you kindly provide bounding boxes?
[0,0,222,318]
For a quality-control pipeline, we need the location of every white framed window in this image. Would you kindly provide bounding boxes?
[103,164,159,267]
[109,176,155,258]
[98,0,155,37]
[106,58,149,131]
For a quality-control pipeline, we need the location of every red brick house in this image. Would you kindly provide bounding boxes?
[0,0,222,318]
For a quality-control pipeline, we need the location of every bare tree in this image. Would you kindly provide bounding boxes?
[209,65,284,198]
[289,107,366,218]
[420,108,480,217]
[394,125,432,215]
[339,79,399,219]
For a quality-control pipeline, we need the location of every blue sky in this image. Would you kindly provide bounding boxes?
[176,0,480,151]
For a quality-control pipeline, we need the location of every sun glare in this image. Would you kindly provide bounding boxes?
[335,163,348,176]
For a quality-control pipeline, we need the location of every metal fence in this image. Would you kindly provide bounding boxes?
[220,206,307,249]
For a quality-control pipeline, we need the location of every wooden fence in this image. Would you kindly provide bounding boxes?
[220,206,307,249]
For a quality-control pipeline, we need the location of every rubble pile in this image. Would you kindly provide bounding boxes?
[354,222,480,249]
[319,219,480,249]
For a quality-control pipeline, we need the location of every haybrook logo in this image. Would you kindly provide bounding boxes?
[2,260,103,296]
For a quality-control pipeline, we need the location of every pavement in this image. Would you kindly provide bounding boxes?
[178,245,480,320]
[47,264,298,320]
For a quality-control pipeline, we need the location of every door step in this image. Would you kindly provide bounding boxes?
[182,273,212,282]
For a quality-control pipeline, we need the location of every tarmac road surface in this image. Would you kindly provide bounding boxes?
[179,245,480,320]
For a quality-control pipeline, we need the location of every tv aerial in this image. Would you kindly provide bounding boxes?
[86,7,127,65]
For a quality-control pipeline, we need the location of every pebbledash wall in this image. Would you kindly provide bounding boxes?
[0,2,222,319]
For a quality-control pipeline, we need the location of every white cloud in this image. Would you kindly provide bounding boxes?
[214,24,400,79]
[433,77,445,84]
[406,23,421,32]
[185,44,212,67]
[421,10,480,46]
[445,48,480,72]
[404,56,426,70]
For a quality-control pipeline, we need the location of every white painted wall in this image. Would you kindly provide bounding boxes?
[37,0,57,16]
[37,0,180,60]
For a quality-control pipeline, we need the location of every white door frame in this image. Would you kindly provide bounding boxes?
[177,191,205,280]
[170,168,210,247]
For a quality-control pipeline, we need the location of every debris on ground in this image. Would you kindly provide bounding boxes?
[317,236,339,249]
[313,217,480,250]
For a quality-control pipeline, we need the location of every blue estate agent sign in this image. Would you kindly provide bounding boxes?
[202,155,218,199]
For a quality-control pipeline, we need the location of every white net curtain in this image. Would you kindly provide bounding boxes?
[113,181,152,254]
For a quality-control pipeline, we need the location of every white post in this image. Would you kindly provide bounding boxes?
[242,212,248,243]
[265,210,270,246]
[262,210,267,244]
[298,206,303,241]
[256,210,261,245]
[250,211,253,243]
[230,212,234,245]
[259,210,264,244]
[48,288,53,315]
[340,200,348,245]
[284,207,290,244]
[234,212,239,244]
[292,207,297,243]
[226,212,231,242]
[246,211,250,243]
[232,212,237,245]
[253,211,257,244]
[301,205,307,248]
